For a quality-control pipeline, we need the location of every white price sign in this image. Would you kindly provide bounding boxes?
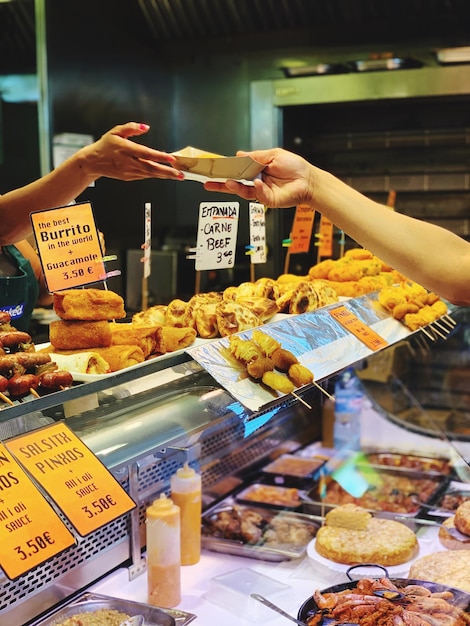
[195,202,239,271]
[248,202,267,264]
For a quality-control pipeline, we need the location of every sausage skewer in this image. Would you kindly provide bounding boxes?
[0,375,14,406]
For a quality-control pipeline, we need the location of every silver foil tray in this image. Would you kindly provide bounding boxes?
[30,592,196,626]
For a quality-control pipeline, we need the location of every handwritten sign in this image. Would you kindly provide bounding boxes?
[6,422,135,536]
[329,305,388,351]
[248,202,267,263]
[317,215,333,257]
[290,204,315,254]
[0,443,75,580]
[195,202,239,271]
[30,202,105,292]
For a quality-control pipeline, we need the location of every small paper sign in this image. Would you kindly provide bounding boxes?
[329,305,388,351]
[289,204,315,254]
[195,202,239,271]
[6,422,135,537]
[0,443,75,580]
[317,216,333,257]
[30,201,105,292]
[248,202,267,264]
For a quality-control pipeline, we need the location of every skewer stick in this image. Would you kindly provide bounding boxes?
[420,326,436,341]
[444,314,457,327]
[29,388,40,398]
[429,325,447,340]
[313,381,335,401]
[291,391,312,409]
[0,391,14,406]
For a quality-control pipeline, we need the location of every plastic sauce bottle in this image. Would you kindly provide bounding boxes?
[333,368,364,452]
[146,493,181,608]
[171,463,202,565]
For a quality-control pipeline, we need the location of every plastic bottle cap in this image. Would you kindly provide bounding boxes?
[176,463,196,479]
[147,493,176,518]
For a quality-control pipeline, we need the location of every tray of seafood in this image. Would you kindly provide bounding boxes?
[424,486,470,517]
[30,592,196,626]
[259,453,327,488]
[234,482,305,510]
[359,449,453,476]
[302,466,450,521]
[201,499,321,561]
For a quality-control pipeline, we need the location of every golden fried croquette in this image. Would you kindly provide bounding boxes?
[344,248,374,260]
[392,301,420,320]
[262,371,295,395]
[288,363,314,387]
[308,258,337,280]
[271,348,298,372]
[246,356,274,381]
[252,329,281,357]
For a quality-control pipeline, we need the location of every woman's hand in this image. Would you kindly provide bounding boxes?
[79,122,184,181]
[203,148,315,208]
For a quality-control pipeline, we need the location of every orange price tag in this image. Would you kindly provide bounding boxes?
[329,305,388,351]
[30,201,105,292]
[317,216,333,257]
[6,422,135,537]
[0,443,75,580]
[289,204,315,254]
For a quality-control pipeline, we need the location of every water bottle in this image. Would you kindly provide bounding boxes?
[333,368,364,452]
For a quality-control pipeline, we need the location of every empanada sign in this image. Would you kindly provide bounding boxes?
[30,202,105,292]
[194,202,239,271]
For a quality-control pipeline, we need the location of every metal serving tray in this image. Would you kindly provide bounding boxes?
[235,482,305,510]
[30,592,196,626]
[201,498,321,561]
[359,449,453,476]
[302,466,450,523]
[260,453,326,488]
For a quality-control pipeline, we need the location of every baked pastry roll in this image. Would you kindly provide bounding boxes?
[53,288,125,321]
[288,281,319,315]
[160,326,197,352]
[183,293,222,329]
[50,320,112,350]
[132,305,167,326]
[195,302,219,339]
[215,301,261,337]
[165,299,189,327]
[110,323,164,357]
[48,352,110,374]
[90,345,145,371]
[235,296,279,322]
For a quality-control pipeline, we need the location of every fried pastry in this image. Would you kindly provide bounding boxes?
[160,326,197,352]
[288,363,314,387]
[228,335,264,363]
[251,329,280,357]
[89,345,145,371]
[110,323,164,357]
[50,320,112,350]
[165,299,188,327]
[262,370,295,394]
[235,296,279,322]
[133,305,167,326]
[289,282,319,315]
[53,288,125,321]
[195,302,219,339]
[215,301,261,337]
[271,348,298,372]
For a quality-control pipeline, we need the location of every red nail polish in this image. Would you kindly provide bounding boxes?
[139,123,149,130]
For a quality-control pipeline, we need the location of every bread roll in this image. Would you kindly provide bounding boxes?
[50,320,112,350]
[53,288,125,321]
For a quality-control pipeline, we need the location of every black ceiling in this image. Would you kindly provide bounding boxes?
[2,0,470,73]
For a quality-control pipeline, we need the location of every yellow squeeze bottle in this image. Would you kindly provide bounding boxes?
[170,463,202,565]
[146,493,181,608]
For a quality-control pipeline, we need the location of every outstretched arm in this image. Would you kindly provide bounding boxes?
[0,122,183,245]
[204,148,470,305]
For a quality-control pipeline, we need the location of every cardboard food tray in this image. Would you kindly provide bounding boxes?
[172,146,264,184]
[201,498,321,561]
[30,592,196,626]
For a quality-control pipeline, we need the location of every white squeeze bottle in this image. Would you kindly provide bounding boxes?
[146,493,181,608]
[170,463,202,565]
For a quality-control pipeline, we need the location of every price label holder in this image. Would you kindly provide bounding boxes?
[194,202,239,271]
[30,201,105,292]
[290,204,315,254]
[6,422,135,537]
[248,202,267,264]
[329,304,388,351]
[0,443,75,580]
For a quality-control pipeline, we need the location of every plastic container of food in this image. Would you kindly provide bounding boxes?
[260,453,326,488]
[202,567,291,621]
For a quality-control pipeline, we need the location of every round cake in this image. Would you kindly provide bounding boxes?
[315,516,418,566]
[409,551,470,593]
